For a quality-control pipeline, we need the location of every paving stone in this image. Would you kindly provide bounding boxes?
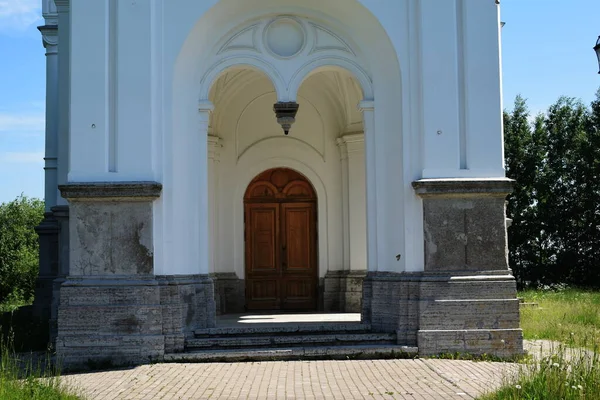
[64,357,514,399]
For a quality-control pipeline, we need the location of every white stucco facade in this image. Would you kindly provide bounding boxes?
[55,0,506,277]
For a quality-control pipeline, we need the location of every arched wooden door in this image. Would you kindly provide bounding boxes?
[244,168,318,311]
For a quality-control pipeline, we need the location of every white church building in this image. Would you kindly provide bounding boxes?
[35,0,523,366]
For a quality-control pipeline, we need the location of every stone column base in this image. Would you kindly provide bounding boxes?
[56,277,165,368]
[210,273,244,315]
[323,270,366,312]
[56,275,217,367]
[158,274,216,353]
[361,271,523,357]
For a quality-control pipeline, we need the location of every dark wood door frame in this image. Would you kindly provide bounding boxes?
[244,168,318,311]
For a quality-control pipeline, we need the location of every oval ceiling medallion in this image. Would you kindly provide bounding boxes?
[264,17,305,58]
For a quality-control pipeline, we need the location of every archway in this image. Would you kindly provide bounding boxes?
[244,168,318,310]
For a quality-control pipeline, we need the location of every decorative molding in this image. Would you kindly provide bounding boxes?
[42,0,58,25]
[337,132,365,155]
[200,15,373,103]
[309,23,354,55]
[208,135,223,162]
[59,182,163,201]
[263,17,306,59]
[412,178,514,198]
[358,100,374,112]
[336,137,348,161]
[218,24,259,54]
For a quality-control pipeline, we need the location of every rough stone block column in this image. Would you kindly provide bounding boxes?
[56,182,165,367]
[323,271,366,313]
[31,214,59,339]
[411,178,523,357]
[157,275,216,353]
[210,273,244,315]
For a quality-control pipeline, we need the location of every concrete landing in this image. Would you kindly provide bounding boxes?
[216,312,362,328]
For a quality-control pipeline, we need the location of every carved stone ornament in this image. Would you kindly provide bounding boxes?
[273,102,300,135]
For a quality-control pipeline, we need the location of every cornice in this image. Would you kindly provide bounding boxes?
[54,0,70,13]
[59,182,163,201]
[412,178,514,198]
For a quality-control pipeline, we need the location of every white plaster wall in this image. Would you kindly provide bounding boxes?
[211,73,354,279]
[65,0,506,275]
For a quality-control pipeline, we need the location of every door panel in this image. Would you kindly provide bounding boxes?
[281,203,316,310]
[245,203,280,310]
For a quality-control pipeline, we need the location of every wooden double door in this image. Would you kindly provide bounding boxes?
[244,168,318,311]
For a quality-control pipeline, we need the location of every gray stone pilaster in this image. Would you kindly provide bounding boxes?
[362,179,523,357]
[56,182,166,367]
[410,178,523,357]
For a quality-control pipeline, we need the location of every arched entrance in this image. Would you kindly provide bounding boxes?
[244,168,318,310]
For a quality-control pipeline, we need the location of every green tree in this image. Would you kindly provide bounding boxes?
[505,93,600,288]
[537,97,590,285]
[0,195,44,305]
[504,96,544,286]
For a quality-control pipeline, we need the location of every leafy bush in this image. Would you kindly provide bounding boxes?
[0,195,44,307]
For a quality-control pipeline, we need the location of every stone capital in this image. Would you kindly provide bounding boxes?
[412,178,514,198]
[38,25,58,51]
[59,182,163,201]
[208,135,223,161]
[358,100,374,113]
[337,133,365,155]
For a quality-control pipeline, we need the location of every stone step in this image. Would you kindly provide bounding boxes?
[186,333,396,349]
[165,344,418,363]
[193,323,371,337]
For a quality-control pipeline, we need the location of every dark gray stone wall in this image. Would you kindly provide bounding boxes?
[323,270,366,313]
[32,205,70,348]
[158,275,216,353]
[56,277,165,367]
[211,273,245,315]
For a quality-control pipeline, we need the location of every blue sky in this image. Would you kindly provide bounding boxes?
[0,0,599,204]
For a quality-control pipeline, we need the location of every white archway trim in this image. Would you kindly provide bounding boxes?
[232,156,330,279]
[198,55,286,101]
[288,57,373,101]
[236,135,324,164]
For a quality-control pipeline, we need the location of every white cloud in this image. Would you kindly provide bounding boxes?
[1,151,44,163]
[0,0,42,32]
[0,112,44,133]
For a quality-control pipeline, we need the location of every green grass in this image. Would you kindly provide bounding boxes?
[520,288,600,348]
[481,287,600,399]
[480,340,600,400]
[0,337,83,400]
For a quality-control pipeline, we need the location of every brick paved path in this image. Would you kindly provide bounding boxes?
[64,358,517,400]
